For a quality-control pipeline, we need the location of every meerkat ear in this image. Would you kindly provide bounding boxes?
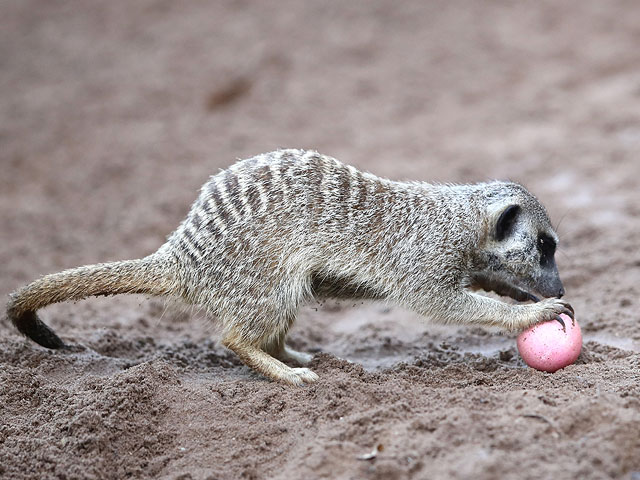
[494,204,521,241]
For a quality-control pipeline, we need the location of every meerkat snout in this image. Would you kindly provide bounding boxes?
[536,231,565,299]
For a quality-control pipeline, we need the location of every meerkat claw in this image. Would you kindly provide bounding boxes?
[563,304,575,320]
[555,316,566,331]
[566,304,575,324]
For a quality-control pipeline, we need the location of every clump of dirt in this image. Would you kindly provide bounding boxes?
[0,361,179,480]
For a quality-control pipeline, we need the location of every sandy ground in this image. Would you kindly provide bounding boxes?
[2,1,640,479]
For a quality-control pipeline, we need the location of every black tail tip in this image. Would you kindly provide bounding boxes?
[10,310,66,349]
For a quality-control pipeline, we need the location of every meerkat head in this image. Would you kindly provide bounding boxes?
[470,182,565,302]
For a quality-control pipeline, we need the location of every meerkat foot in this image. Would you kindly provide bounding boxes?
[281,346,314,365]
[522,297,574,330]
[267,367,318,386]
[540,297,574,320]
[260,365,318,386]
[223,338,318,386]
[552,300,574,330]
[288,367,319,384]
[261,336,314,365]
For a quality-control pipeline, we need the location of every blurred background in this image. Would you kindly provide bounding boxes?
[1,0,640,331]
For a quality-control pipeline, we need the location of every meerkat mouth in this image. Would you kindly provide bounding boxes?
[468,273,540,303]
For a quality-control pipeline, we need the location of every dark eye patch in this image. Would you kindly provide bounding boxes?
[538,233,556,266]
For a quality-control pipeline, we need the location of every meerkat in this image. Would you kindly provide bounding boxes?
[6,149,573,385]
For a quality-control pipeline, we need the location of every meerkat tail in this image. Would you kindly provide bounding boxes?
[6,254,176,349]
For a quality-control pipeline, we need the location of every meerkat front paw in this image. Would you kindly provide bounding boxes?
[534,297,574,329]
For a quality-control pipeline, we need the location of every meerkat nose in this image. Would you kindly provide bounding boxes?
[557,287,565,298]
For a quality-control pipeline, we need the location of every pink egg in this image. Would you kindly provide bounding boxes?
[516,314,582,372]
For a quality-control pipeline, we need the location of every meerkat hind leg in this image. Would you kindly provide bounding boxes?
[281,345,314,365]
[262,332,314,365]
[223,336,318,386]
